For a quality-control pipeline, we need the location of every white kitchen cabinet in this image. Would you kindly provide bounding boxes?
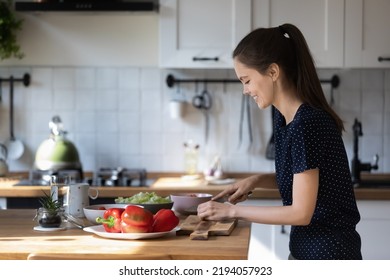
[243,199,390,260]
[159,0,251,68]
[345,0,390,68]
[252,0,345,68]
[0,198,6,209]
[241,199,290,260]
[356,200,390,260]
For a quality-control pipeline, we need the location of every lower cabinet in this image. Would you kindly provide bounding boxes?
[356,200,390,260]
[242,199,390,260]
[0,198,6,209]
[241,199,290,260]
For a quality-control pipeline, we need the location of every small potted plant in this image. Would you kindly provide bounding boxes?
[35,191,64,228]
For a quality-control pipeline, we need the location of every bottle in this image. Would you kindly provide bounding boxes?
[183,140,199,175]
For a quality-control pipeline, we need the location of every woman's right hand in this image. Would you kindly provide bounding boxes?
[212,175,258,204]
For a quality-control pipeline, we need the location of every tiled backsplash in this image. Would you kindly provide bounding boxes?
[0,67,389,173]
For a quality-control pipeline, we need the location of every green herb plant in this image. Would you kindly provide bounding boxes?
[0,0,24,60]
[39,191,62,216]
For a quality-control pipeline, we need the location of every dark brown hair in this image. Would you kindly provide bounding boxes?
[233,23,344,133]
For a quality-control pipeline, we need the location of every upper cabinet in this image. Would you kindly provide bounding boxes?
[159,0,251,69]
[345,0,390,68]
[159,0,389,69]
[252,0,344,68]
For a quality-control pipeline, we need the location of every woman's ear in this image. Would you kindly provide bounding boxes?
[268,63,280,82]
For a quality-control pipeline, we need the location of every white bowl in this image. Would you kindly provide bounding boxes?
[123,202,174,215]
[170,193,212,215]
[83,204,127,225]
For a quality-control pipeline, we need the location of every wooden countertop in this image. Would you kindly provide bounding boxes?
[0,209,250,260]
[1,173,390,200]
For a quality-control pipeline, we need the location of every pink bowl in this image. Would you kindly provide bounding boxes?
[170,193,212,215]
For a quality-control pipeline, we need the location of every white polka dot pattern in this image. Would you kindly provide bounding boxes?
[274,104,362,260]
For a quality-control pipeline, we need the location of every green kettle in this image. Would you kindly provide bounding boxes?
[34,116,82,172]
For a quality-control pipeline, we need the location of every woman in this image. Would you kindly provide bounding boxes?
[197,23,362,260]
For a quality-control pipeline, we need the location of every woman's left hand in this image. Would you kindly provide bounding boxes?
[197,201,235,221]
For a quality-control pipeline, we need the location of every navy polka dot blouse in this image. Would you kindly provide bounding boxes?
[274,104,362,260]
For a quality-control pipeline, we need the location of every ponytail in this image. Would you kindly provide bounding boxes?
[280,24,344,133]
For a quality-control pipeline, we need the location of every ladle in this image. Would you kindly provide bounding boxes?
[5,76,24,160]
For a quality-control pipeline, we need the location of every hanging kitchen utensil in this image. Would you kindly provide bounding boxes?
[238,95,253,148]
[0,143,9,176]
[265,106,275,160]
[192,86,212,143]
[0,78,2,102]
[5,76,24,160]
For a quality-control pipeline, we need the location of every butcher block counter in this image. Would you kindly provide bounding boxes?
[0,209,250,260]
[1,172,390,201]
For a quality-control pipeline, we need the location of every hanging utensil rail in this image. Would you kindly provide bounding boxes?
[0,73,31,86]
[166,73,340,89]
[0,73,30,102]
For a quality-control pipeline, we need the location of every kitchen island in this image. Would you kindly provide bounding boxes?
[0,209,250,260]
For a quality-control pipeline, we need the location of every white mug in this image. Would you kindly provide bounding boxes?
[63,183,99,218]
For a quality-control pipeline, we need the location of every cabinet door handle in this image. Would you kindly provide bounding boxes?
[378,56,390,62]
[281,225,289,234]
[193,56,219,61]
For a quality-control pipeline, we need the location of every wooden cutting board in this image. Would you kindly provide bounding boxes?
[178,215,237,240]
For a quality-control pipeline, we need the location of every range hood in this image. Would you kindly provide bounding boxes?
[15,0,159,12]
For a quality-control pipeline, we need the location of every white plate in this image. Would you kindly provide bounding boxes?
[83,225,180,240]
[33,226,66,232]
[207,178,236,185]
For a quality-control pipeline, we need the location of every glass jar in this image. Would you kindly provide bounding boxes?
[35,207,64,228]
[184,140,199,175]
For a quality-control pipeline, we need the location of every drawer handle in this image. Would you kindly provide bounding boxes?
[281,225,289,234]
[378,56,390,62]
[193,56,219,62]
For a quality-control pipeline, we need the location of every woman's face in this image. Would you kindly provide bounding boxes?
[233,59,274,109]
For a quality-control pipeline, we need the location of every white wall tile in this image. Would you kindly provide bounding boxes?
[4,66,390,173]
[362,89,384,113]
[119,133,140,155]
[140,68,161,90]
[95,112,118,133]
[140,132,163,155]
[118,68,139,90]
[362,69,384,91]
[53,89,75,110]
[118,89,140,112]
[96,68,118,89]
[384,136,390,171]
[29,88,52,110]
[75,89,96,111]
[53,68,75,89]
[118,112,140,133]
[74,112,96,133]
[75,68,95,89]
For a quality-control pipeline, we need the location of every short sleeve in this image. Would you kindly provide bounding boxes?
[290,120,322,174]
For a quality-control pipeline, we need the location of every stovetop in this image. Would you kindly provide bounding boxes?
[13,167,150,187]
[94,167,147,187]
